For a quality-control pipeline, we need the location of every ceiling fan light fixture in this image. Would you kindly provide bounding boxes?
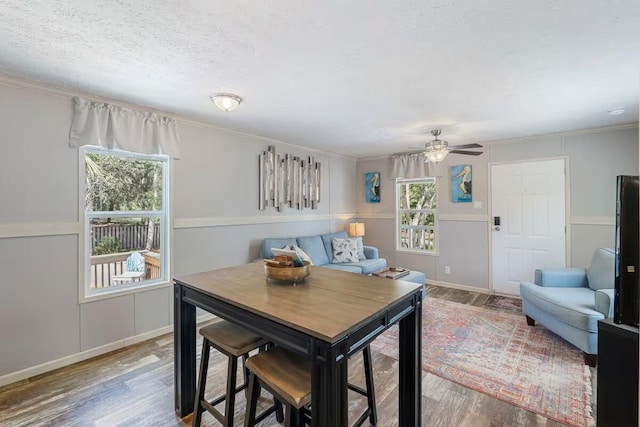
[211,93,242,112]
[424,147,449,163]
[407,129,482,163]
[424,134,449,163]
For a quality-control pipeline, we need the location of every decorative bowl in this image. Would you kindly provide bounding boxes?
[264,261,311,283]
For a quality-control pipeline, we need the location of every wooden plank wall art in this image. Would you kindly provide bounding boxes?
[259,145,321,211]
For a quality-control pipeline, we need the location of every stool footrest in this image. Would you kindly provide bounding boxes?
[200,383,278,425]
[200,401,224,425]
[206,382,248,408]
[353,408,372,427]
[253,402,280,424]
[345,384,375,427]
[347,383,367,397]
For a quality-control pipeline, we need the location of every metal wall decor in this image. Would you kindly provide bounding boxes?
[259,145,321,211]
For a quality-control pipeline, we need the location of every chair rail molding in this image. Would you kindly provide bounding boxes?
[174,213,357,229]
[0,222,80,239]
[570,216,615,226]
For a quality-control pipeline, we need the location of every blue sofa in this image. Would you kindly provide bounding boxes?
[519,247,615,366]
[261,231,387,274]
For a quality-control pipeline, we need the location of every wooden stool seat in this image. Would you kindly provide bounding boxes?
[200,321,269,357]
[244,346,377,427]
[192,320,282,427]
[245,347,311,409]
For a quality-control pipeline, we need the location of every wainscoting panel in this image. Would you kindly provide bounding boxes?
[0,234,81,376]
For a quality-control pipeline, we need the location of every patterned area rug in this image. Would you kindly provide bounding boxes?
[484,294,523,313]
[371,298,593,427]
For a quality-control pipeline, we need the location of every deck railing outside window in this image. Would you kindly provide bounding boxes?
[90,250,161,288]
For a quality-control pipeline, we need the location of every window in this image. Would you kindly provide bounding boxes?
[396,178,438,253]
[80,147,169,301]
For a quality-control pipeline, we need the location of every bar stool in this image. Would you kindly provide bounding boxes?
[192,321,283,427]
[244,346,377,427]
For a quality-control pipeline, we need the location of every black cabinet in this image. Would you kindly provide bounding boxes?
[597,319,639,427]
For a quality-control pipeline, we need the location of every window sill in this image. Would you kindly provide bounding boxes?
[79,280,172,304]
[395,248,439,257]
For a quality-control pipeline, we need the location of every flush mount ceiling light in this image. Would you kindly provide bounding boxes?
[608,108,625,115]
[210,93,242,112]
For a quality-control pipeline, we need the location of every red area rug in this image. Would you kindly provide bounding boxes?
[370,298,594,427]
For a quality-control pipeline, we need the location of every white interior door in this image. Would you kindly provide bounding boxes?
[491,159,566,295]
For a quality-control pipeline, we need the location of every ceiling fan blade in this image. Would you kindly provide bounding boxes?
[449,143,483,149]
[449,150,483,156]
[408,146,424,150]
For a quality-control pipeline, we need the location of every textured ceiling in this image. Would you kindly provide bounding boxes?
[0,1,638,158]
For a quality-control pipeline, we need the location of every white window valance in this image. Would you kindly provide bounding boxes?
[390,153,436,179]
[69,97,181,158]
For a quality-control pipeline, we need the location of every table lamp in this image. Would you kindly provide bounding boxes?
[349,222,365,237]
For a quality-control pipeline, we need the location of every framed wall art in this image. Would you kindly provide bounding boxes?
[451,164,472,203]
[365,171,380,203]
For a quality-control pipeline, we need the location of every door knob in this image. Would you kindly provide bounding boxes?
[494,226,501,231]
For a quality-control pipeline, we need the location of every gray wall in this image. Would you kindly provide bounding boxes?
[0,80,356,381]
[0,76,636,382]
[356,126,639,290]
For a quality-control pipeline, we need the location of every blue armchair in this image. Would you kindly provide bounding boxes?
[519,247,615,367]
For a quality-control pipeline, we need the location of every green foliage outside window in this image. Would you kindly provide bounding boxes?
[94,236,122,255]
[398,179,437,252]
[85,153,162,213]
[85,151,164,253]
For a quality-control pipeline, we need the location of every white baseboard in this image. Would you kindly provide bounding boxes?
[0,313,215,387]
[427,279,491,294]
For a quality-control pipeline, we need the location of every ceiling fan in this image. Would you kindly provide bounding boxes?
[410,129,483,163]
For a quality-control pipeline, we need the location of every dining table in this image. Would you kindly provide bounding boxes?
[173,262,423,426]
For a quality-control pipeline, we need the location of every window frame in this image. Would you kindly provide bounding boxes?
[78,146,171,303]
[395,177,439,255]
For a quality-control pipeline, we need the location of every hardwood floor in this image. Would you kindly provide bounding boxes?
[0,285,592,426]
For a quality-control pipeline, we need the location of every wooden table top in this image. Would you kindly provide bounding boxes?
[175,262,422,343]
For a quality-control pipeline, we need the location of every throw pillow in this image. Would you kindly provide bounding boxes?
[332,238,359,263]
[350,237,366,260]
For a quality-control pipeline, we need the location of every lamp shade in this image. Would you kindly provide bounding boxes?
[349,222,365,237]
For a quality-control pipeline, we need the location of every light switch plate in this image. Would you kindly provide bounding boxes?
[473,201,482,209]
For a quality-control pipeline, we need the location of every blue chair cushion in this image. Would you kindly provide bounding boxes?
[321,263,362,274]
[520,282,604,332]
[363,246,378,260]
[400,270,426,300]
[595,289,615,318]
[335,258,387,275]
[297,236,330,266]
[261,238,298,259]
[401,270,426,285]
[586,247,615,290]
[534,268,587,287]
